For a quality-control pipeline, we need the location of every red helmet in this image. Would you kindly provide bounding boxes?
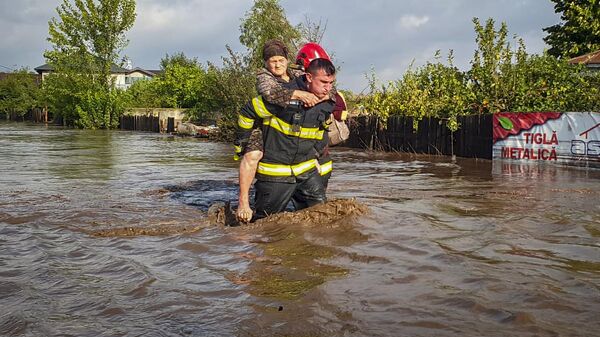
[295,42,331,70]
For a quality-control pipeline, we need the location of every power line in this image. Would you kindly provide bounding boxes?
[0,64,15,71]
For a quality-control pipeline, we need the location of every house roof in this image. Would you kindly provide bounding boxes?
[127,67,162,77]
[111,65,129,73]
[147,69,163,76]
[568,50,600,66]
[34,64,54,73]
[34,63,132,74]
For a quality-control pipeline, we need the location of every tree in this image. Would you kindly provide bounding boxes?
[469,18,527,114]
[160,52,200,70]
[543,0,600,58]
[298,15,328,45]
[124,77,161,108]
[155,57,207,109]
[203,46,257,140]
[359,16,600,133]
[0,69,41,118]
[44,0,136,128]
[239,0,301,69]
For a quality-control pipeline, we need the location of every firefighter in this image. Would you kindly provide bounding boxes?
[294,43,348,191]
[234,57,337,221]
[236,40,322,223]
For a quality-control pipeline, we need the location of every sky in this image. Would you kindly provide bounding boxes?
[0,0,560,93]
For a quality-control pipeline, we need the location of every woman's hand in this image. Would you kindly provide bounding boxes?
[292,90,319,107]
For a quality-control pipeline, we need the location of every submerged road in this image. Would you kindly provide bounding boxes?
[1,122,599,336]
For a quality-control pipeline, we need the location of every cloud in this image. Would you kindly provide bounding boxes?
[0,0,561,91]
[397,15,430,30]
[125,0,248,68]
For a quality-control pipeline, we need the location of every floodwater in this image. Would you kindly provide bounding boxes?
[1,122,599,337]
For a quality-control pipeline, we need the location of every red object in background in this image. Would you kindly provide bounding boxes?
[493,112,562,143]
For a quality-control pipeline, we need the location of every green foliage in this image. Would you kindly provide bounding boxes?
[360,17,600,132]
[121,0,300,138]
[239,0,301,70]
[544,0,600,58]
[360,53,473,131]
[31,0,332,135]
[43,72,127,128]
[122,47,255,137]
[160,52,200,70]
[155,60,207,109]
[512,54,600,112]
[123,78,161,108]
[202,47,256,140]
[44,0,136,128]
[469,18,518,114]
[0,69,41,117]
[72,88,127,129]
[125,53,203,109]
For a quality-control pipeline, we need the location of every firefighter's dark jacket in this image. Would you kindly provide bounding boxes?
[234,78,334,182]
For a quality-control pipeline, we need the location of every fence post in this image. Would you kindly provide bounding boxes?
[167,117,175,133]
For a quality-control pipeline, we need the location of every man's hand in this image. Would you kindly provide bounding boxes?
[236,204,253,223]
[292,90,319,107]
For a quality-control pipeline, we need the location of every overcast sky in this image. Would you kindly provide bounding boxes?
[0,0,560,92]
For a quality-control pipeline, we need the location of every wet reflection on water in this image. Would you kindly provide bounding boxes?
[1,122,599,337]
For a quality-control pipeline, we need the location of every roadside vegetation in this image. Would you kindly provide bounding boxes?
[358,17,600,131]
[0,69,41,119]
[1,0,600,135]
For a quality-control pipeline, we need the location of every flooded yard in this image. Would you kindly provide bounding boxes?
[1,122,599,336]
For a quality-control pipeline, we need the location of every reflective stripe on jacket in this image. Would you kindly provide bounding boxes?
[233,81,334,180]
[319,160,333,176]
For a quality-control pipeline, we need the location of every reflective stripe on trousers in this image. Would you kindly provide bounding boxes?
[257,158,318,177]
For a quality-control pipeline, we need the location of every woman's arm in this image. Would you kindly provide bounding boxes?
[256,68,320,107]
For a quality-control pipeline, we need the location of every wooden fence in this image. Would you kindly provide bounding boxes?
[3,108,48,123]
[120,115,161,132]
[346,114,493,159]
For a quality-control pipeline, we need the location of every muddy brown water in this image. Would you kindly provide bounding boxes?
[1,122,599,337]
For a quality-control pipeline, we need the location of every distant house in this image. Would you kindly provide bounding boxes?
[34,63,162,89]
[568,50,600,70]
[118,67,162,89]
[0,72,42,86]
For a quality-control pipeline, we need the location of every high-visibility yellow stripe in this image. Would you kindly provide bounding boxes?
[237,114,254,129]
[233,144,243,161]
[262,116,324,140]
[301,128,324,139]
[257,159,318,177]
[252,97,272,118]
[233,144,242,153]
[252,96,324,139]
[340,110,348,121]
[291,159,318,176]
[257,162,293,176]
[337,92,348,121]
[319,160,333,176]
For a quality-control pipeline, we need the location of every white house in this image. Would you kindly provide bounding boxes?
[34,63,162,89]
